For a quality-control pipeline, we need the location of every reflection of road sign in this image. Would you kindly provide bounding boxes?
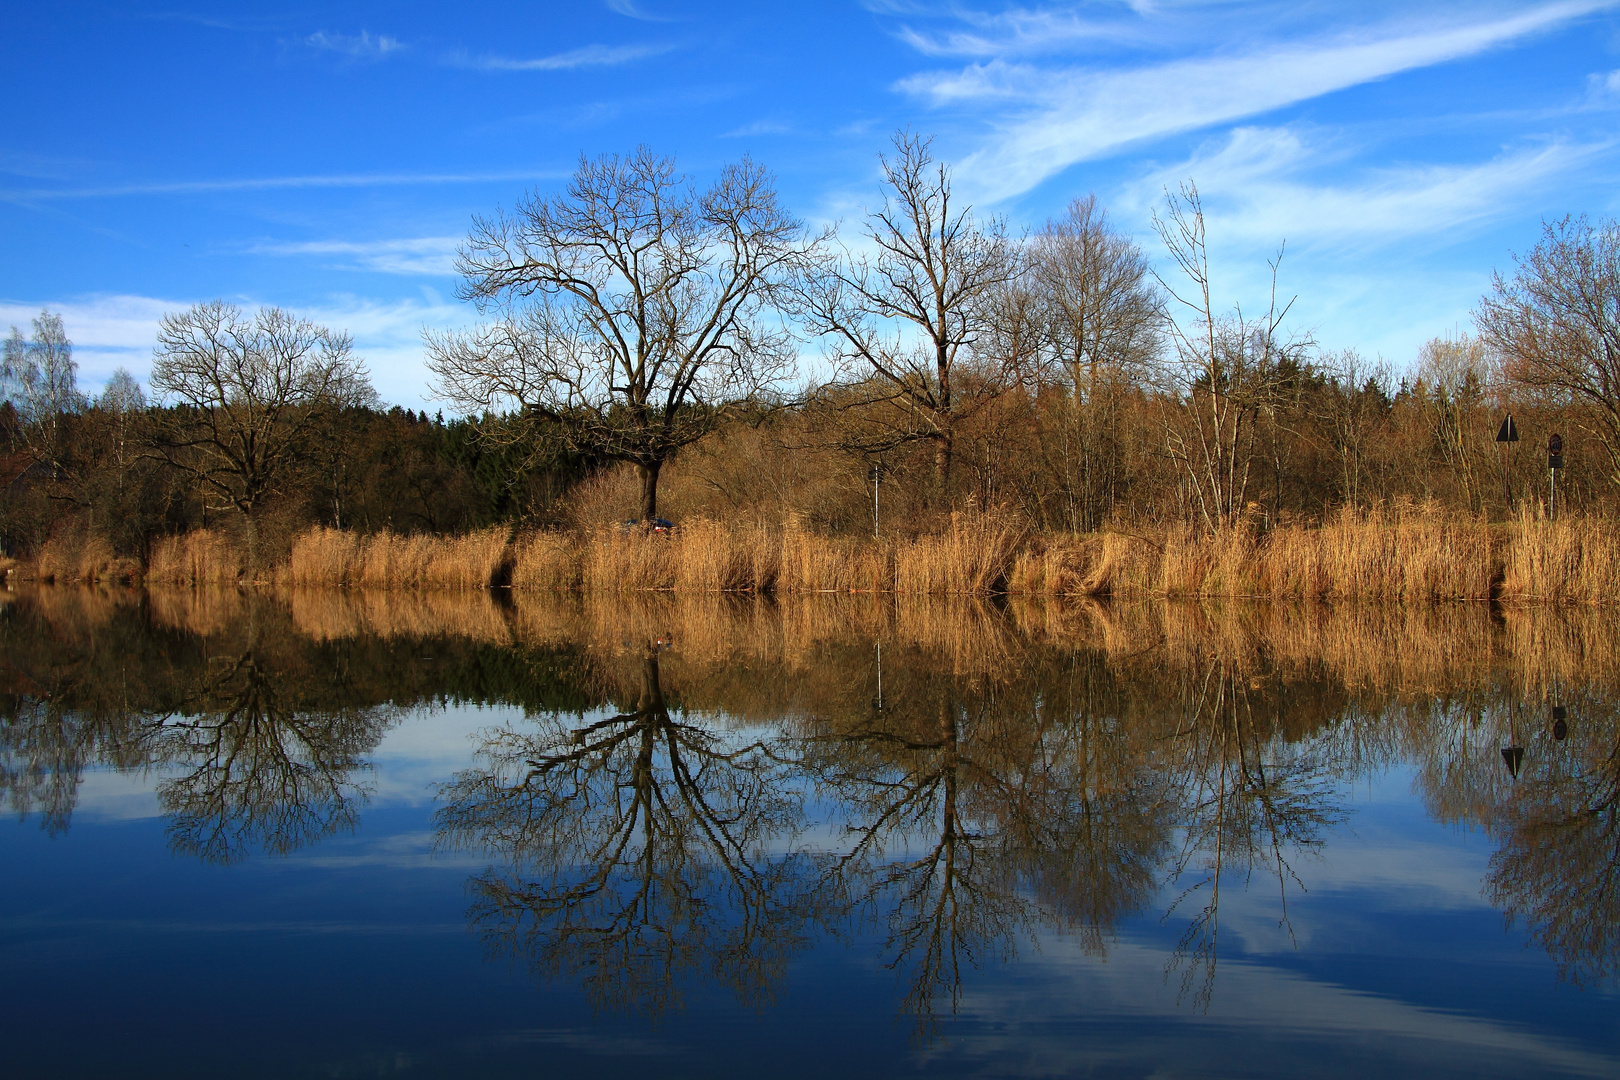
[1501,745,1525,778]
[1496,414,1520,443]
[1549,433,1564,470]
[867,465,886,482]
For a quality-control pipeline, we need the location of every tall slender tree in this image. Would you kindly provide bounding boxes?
[792,132,1015,494]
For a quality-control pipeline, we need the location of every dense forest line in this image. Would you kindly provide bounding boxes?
[4,135,1618,580]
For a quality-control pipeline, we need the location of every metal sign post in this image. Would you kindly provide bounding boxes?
[1548,433,1564,520]
[1496,414,1519,513]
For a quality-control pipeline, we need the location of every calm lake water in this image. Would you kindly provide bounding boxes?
[2,586,1618,1078]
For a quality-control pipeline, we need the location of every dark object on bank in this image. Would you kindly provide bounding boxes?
[621,518,677,533]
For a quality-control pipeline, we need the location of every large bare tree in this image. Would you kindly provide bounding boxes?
[425,148,807,523]
[792,132,1015,492]
[1477,214,1620,486]
[148,301,374,572]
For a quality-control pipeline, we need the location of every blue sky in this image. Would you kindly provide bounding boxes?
[2,1,1617,408]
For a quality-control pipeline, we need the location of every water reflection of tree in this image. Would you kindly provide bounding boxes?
[146,648,387,863]
[1155,660,1347,1008]
[436,648,825,1015]
[0,591,161,830]
[0,592,396,860]
[797,649,1173,1035]
[1487,691,1620,987]
[1011,657,1172,958]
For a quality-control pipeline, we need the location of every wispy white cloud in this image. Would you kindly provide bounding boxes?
[1120,126,1612,251]
[252,237,463,277]
[305,29,405,59]
[0,169,559,202]
[451,42,673,72]
[604,0,675,21]
[720,120,794,138]
[899,1,1619,201]
[1588,67,1620,97]
[891,3,1154,57]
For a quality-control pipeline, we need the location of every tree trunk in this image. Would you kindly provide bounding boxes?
[637,460,662,522]
[243,511,259,581]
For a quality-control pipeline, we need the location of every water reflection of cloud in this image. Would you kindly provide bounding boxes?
[70,766,173,820]
[944,936,1620,1078]
[365,703,511,806]
[290,830,486,871]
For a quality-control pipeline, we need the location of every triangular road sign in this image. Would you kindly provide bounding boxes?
[1496,414,1519,443]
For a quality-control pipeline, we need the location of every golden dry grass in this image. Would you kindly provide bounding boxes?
[285,526,511,589]
[104,507,1620,602]
[147,530,244,586]
[508,512,1026,596]
[25,531,143,585]
[1501,511,1620,604]
[1006,503,1499,601]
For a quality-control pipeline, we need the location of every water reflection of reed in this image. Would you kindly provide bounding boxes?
[21,585,1620,698]
[148,585,248,637]
[283,586,513,645]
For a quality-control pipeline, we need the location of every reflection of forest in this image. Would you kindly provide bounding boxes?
[4,586,1620,1016]
[0,587,594,859]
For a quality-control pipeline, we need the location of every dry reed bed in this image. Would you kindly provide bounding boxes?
[285,526,510,589]
[16,506,1620,602]
[509,518,1013,595]
[1011,507,1500,601]
[147,530,244,586]
[27,533,143,586]
[506,507,1600,602]
[375,508,1580,601]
